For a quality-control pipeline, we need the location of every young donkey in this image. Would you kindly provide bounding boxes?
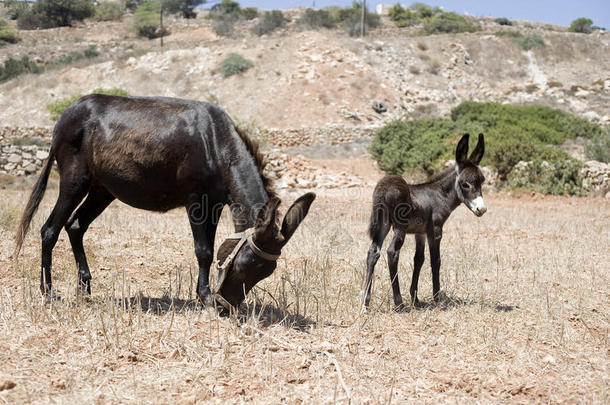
[364,134,487,310]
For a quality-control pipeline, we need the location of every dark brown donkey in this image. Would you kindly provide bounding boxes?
[14,94,315,309]
[364,134,487,310]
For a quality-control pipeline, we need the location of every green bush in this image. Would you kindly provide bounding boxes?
[507,159,584,196]
[241,7,258,20]
[298,8,336,30]
[220,53,253,78]
[17,0,94,29]
[494,17,512,26]
[49,45,100,66]
[0,18,19,46]
[94,2,125,21]
[209,0,240,16]
[133,1,169,39]
[371,102,603,195]
[47,88,129,121]
[422,11,480,34]
[0,56,43,83]
[569,17,593,33]
[162,0,205,18]
[410,2,442,19]
[585,127,610,163]
[3,0,30,20]
[252,10,286,36]
[338,2,380,37]
[388,4,416,28]
[494,31,545,51]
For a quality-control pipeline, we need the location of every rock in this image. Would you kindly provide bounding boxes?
[7,154,21,164]
[36,150,49,160]
[372,101,388,114]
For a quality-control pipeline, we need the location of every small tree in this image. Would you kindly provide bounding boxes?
[569,17,593,33]
[94,2,125,21]
[4,0,31,20]
[252,10,286,36]
[133,1,169,39]
[162,0,205,19]
[28,0,94,28]
[388,4,416,27]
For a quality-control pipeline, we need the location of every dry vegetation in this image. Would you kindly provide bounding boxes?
[0,185,608,403]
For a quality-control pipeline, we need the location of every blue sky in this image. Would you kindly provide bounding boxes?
[200,0,610,29]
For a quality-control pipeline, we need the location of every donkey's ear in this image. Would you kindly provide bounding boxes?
[469,133,485,164]
[255,197,281,231]
[455,133,470,164]
[280,192,316,245]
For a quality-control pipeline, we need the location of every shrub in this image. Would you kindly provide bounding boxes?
[507,159,584,196]
[0,56,43,83]
[49,45,100,66]
[48,88,129,121]
[494,31,544,51]
[3,0,30,20]
[220,53,253,78]
[252,10,286,36]
[422,11,480,34]
[241,7,258,20]
[298,8,336,30]
[569,17,593,33]
[94,2,125,21]
[0,18,19,46]
[585,126,610,163]
[133,1,169,39]
[339,2,380,37]
[388,4,416,28]
[18,0,94,29]
[494,17,512,26]
[162,0,205,19]
[210,0,240,16]
[371,101,603,194]
[213,17,235,36]
[410,2,441,19]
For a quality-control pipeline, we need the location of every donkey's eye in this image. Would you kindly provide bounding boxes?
[461,182,472,189]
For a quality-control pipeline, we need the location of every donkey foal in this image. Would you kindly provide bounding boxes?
[364,133,487,310]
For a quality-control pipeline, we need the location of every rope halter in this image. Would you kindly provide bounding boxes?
[214,227,281,308]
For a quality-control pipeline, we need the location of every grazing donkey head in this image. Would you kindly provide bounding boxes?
[215,193,316,308]
[455,133,487,217]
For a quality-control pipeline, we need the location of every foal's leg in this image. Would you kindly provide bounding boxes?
[40,180,89,299]
[427,227,443,303]
[364,223,390,310]
[65,186,115,295]
[186,197,219,307]
[409,234,426,306]
[387,229,406,311]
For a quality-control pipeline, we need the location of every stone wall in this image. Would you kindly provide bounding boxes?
[265,125,379,147]
[0,145,50,176]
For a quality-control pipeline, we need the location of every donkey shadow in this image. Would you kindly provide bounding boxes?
[398,292,518,313]
[114,294,316,331]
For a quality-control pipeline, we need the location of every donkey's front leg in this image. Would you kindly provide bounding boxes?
[427,226,443,302]
[187,200,219,307]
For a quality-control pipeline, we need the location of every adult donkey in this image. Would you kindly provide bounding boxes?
[364,134,486,310]
[14,95,315,309]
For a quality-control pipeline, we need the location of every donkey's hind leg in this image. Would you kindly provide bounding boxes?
[387,229,406,311]
[409,234,426,307]
[65,186,115,295]
[364,222,390,310]
[40,179,89,300]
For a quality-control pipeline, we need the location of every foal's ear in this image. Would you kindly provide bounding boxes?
[255,197,281,231]
[469,133,485,165]
[280,192,316,245]
[456,133,470,164]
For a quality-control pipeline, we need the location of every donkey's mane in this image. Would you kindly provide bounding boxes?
[233,125,277,199]
[413,165,456,186]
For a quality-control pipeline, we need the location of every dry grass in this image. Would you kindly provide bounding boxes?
[0,187,609,403]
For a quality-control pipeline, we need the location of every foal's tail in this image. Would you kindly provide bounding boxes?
[13,147,55,259]
[368,195,388,242]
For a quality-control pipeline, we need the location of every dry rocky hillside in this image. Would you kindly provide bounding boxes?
[0,11,609,129]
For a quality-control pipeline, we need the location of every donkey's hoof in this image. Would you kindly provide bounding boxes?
[42,289,62,303]
[197,291,215,308]
[394,303,409,313]
[77,281,91,296]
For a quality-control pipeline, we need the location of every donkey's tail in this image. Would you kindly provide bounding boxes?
[13,147,55,259]
[368,197,388,242]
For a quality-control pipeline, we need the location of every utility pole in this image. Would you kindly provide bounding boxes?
[361,0,366,37]
[160,3,164,47]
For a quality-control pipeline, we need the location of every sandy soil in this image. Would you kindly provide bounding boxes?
[0,184,608,403]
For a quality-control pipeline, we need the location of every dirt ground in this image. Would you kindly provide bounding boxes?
[0,183,608,403]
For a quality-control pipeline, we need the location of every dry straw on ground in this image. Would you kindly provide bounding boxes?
[0,187,608,403]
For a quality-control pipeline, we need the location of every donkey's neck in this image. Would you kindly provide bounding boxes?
[225,140,271,232]
[415,166,461,213]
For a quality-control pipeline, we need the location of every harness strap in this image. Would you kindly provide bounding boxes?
[215,227,281,301]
